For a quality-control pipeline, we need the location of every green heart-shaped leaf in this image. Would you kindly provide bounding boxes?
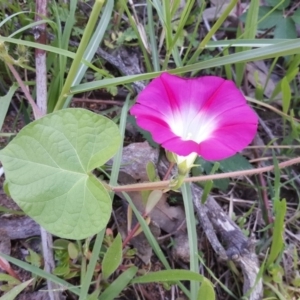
[0,108,121,239]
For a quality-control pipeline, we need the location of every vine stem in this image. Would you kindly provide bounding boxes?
[110,156,300,192]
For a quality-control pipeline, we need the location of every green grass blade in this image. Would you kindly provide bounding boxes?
[79,81,130,300]
[147,1,160,72]
[110,94,130,187]
[54,0,77,109]
[273,154,280,203]
[61,0,77,50]
[62,0,114,109]
[121,0,152,72]
[235,0,259,86]
[271,65,299,100]
[266,166,286,268]
[0,84,18,131]
[54,0,105,111]
[0,36,286,68]
[160,1,182,67]
[151,0,164,26]
[102,234,122,280]
[0,253,81,296]
[206,39,292,48]
[170,0,195,50]
[198,254,238,299]
[281,76,291,114]
[79,230,105,300]
[188,0,238,64]
[162,0,172,51]
[98,266,138,300]
[0,36,75,58]
[132,269,204,284]
[9,20,54,38]
[264,282,286,300]
[0,11,30,28]
[223,47,232,80]
[122,192,170,269]
[176,39,300,71]
[0,279,33,300]
[72,72,159,94]
[197,278,215,300]
[243,0,259,40]
[181,182,199,300]
[234,26,244,87]
[122,192,190,298]
[70,38,300,94]
[46,1,69,112]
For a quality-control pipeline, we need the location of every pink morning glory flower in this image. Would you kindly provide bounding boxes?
[130,73,258,161]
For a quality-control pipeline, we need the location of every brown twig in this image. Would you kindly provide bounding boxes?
[35,1,62,299]
[285,1,300,17]
[6,63,43,119]
[122,215,146,248]
[252,138,273,226]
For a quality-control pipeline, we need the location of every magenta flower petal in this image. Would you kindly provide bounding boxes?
[130,72,258,161]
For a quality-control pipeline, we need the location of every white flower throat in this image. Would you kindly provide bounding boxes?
[186,132,193,139]
[170,111,218,143]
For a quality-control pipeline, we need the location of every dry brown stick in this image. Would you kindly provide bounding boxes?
[190,184,263,300]
[35,1,62,299]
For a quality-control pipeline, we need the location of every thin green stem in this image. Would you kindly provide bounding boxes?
[181,182,199,300]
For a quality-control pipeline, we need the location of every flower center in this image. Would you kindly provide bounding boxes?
[186,132,193,139]
[170,111,218,144]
